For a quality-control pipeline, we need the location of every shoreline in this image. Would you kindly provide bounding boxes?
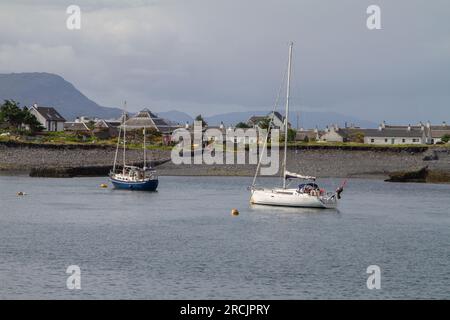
[1,141,449,182]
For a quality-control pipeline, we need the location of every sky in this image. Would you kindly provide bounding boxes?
[0,0,449,123]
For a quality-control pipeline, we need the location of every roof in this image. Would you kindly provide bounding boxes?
[363,128,423,138]
[247,116,267,125]
[431,129,450,138]
[123,109,173,133]
[64,122,90,131]
[296,130,318,140]
[32,106,66,122]
[272,111,284,121]
[94,119,110,129]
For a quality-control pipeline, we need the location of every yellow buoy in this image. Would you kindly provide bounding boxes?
[100,184,108,189]
[231,208,239,216]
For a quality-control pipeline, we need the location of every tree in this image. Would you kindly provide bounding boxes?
[235,122,251,129]
[0,100,43,133]
[0,100,24,129]
[287,128,297,142]
[195,114,207,127]
[348,131,365,143]
[441,134,450,143]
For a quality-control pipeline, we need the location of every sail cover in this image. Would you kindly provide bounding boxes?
[285,170,316,181]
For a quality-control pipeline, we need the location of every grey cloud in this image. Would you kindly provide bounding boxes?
[0,0,449,123]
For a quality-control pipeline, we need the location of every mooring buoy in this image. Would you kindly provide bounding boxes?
[231,208,239,216]
[100,184,108,189]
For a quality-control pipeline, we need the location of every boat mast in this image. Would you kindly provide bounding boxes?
[283,42,293,189]
[112,111,123,173]
[123,101,127,170]
[143,127,147,169]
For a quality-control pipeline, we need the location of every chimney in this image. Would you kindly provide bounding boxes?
[219,121,224,130]
[378,124,383,131]
[443,121,447,127]
[407,124,411,131]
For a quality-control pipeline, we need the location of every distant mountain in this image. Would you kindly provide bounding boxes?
[0,72,122,120]
[0,72,376,128]
[202,110,377,129]
[157,110,194,125]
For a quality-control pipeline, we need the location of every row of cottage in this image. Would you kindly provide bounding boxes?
[298,121,450,145]
[29,104,450,145]
[249,111,450,145]
[29,104,176,139]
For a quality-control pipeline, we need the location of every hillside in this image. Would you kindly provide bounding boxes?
[0,72,122,120]
[0,72,376,128]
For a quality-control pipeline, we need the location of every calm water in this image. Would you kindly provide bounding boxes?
[0,175,449,299]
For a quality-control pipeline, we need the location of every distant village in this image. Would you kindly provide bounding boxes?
[2,102,450,146]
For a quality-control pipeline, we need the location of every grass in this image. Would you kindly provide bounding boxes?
[0,131,172,150]
[1,131,448,151]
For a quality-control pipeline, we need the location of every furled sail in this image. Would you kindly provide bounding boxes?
[284,170,316,181]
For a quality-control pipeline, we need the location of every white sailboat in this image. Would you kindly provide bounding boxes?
[250,42,345,209]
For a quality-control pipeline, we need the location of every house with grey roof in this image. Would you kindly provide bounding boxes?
[29,104,66,132]
[363,121,427,145]
[123,109,175,133]
[429,122,450,144]
[363,128,425,145]
[64,121,90,134]
[247,111,291,131]
[318,122,426,145]
[296,128,320,142]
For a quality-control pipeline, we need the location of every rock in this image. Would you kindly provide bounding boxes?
[385,166,429,183]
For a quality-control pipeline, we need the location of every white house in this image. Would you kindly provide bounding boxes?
[320,125,342,142]
[247,111,291,131]
[29,104,66,132]
[364,122,426,145]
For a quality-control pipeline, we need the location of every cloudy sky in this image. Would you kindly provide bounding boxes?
[0,0,449,123]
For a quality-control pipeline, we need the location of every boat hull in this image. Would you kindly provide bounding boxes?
[250,188,337,209]
[110,177,159,191]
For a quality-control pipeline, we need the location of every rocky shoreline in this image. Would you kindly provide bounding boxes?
[1,141,450,182]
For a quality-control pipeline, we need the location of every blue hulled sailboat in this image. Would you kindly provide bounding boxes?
[109,105,159,191]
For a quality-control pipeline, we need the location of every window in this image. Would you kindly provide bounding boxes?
[371,139,375,143]
[385,139,388,143]
[402,139,406,143]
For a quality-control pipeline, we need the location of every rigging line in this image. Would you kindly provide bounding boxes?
[112,111,123,172]
[251,54,290,188]
[123,101,127,168]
